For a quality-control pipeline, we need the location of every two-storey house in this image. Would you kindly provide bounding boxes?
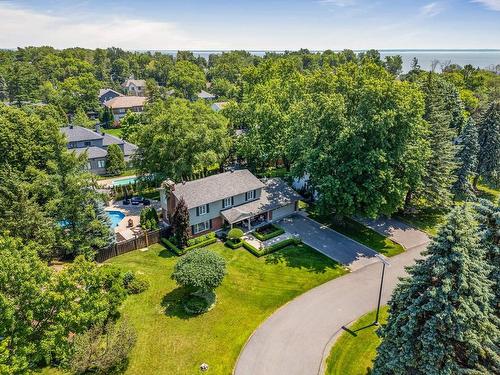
[159,169,301,236]
[122,79,146,96]
[60,125,137,175]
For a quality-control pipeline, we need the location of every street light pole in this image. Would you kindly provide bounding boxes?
[374,254,390,326]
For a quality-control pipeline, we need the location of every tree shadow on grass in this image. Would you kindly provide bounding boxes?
[264,245,338,274]
[158,248,177,259]
[160,287,194,320]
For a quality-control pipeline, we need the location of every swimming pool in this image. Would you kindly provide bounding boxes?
[106,210,126,227]
[112,176,138,187]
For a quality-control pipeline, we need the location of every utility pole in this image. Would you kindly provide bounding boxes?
[374,254,390,326]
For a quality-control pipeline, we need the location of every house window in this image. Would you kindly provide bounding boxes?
[222,197,233,209]
[68,142,75,149]
[84,141,91,147]
[86,162,92,170]
[193,220,211,234]
[245,190,256,201]
[197,204,209,216]
[97,160,105,168]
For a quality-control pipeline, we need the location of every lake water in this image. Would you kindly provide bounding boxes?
[155,49,500,73]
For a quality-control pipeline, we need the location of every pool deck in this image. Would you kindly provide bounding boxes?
[106,199,161,240]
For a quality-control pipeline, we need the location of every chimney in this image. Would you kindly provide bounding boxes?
[95,123,101,133]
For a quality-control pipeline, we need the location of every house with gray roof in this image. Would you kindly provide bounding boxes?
[98,88,123,104]
[60,125,137,175]
[122,79,146,96]
[159,169,301,236]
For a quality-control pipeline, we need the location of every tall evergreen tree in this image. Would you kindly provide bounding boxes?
[373,205,499,375]
[475,101,500,187]
[171,197,190,248]
[475,198,500,311]
[417,74,459,208]
[452,117,479,200]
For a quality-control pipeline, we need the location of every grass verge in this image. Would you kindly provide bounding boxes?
[325,306,388,375]
[309,212,404,257]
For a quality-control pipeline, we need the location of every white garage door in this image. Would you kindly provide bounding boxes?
[272,203,296,221]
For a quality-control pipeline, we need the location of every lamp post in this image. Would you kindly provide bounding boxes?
[374,254,390,326]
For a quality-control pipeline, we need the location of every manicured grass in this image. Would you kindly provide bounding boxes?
[395,208,447,237]
[101,127,122,137]
[105,242,347,374]
[325,306,388,375]
[309,212,404,257]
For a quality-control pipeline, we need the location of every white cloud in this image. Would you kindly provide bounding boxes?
[0,3,203,49]
[420,2,444,17]
[472,0,500,11]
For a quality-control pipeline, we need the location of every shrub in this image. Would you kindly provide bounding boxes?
[171,249,226,293]
[140,207,159,230]
[227,228,244,240]
[186,231,216,247]
[225,238,243,249]
[183,292,216,315]
[123,271,149,294]
[253,224,285,241]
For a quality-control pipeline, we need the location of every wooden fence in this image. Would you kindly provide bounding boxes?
[95,227,170,263]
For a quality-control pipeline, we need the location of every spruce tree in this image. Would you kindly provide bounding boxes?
[452,117,479,200]
[418,74,459,208]
[475,198,500,311]
[373,205,499,375]
[105,144,125,176]
[475,101,500,188]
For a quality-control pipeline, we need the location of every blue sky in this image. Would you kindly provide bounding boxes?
[0,0,499,49]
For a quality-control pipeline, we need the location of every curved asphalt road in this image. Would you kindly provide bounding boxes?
[234,220,429,375]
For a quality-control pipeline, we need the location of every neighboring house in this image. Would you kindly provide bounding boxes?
[98,88,123,104]
[197,90,216,100]
[211,101,228,111]
[159,169,301,236]
[103,96,147,123]
[122,79,146,96]
[60,125,138,175]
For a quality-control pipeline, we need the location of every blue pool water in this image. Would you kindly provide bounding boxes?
[112,176,138,187]
[106,210,126,227]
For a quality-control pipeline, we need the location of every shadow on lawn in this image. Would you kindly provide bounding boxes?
[160,287,194,320]
[158,248,177,259]
[264,245,336,274]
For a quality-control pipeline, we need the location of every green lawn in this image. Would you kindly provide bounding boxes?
[395,208,446,237]
[103,242,347,374]
[309,212,404,257]
[325,306,388,375]
[101,127,122,137]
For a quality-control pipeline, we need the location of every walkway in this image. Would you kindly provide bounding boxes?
[277,214,378,271]
[234,219,430,375]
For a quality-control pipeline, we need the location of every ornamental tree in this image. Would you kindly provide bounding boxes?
[373,205,499,375]
[171,249,226,294]
[227,228,244,241]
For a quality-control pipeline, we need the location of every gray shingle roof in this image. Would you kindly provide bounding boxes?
[98,88,122,98]
[220,178,301,223]
[71,146,107,159]
[197,90,216,99]
[123,141,138,157]
[61,125,103,142]
[172,169,265,209]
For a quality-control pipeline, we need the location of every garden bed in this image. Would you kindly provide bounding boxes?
[243,237,301,257]
[252,223,285,241]
[162,232,217,256]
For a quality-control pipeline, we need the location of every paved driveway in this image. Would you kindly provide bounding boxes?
[234,220,430,375]
[277,214,378,270]
[356,217,430,250]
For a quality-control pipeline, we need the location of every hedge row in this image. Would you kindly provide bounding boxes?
[243,237,301,257]
[187,231,216,247]
[162,237,218,256]
[225,239,243,249]
[252,224,285,241]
